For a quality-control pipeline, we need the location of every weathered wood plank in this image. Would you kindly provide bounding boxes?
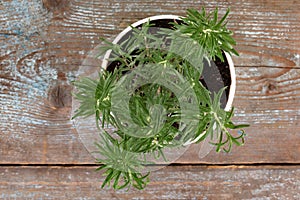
[0,165,299,199]
[42,0,300,68]
[1,0,300,164]
[1,66,300,164]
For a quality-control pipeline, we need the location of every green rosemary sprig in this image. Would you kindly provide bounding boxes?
[173,7,239,61]
[72,7,249,190]
[95,131,150,190]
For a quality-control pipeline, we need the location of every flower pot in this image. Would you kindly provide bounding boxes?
[72,14,238,166]
[100,15,237,157]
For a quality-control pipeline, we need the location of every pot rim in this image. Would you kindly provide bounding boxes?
[102,14,236,111]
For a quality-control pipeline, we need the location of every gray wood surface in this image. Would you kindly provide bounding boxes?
[1,0,300,199]
[1,0,299,164]
[0,165,300,199]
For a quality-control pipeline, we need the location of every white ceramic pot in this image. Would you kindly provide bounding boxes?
[73,15,237,161]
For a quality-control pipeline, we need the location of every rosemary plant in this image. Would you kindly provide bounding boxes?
[73,7,249,190]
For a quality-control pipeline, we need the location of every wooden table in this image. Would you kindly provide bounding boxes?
[1,0,299,199]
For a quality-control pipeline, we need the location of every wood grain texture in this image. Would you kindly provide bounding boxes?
[2,65,300,164]
[0,165,300,199]
[0,0,300,164]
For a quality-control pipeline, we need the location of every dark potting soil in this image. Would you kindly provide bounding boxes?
[106,18,231,109]
[201,52,231,109]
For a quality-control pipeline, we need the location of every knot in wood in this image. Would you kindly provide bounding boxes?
[262,80,278,94]
[268,83,277,91]
[48,84,72,109]
[42,0,69,12]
